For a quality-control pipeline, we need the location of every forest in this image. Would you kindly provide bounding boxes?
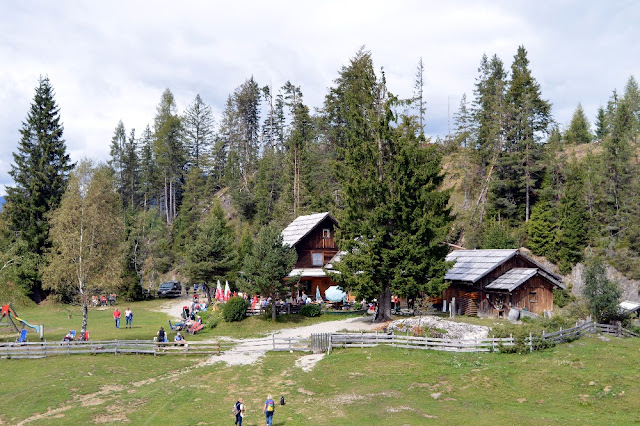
[1,45,639,312]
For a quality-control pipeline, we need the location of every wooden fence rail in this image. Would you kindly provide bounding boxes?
[1,321,636,359]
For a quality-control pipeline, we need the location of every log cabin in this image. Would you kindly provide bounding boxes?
[281,212,339,298]
[443,249,564,317]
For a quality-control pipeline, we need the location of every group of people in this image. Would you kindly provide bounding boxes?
[233,395,281,426]
[113,307,133,329]
[90,294,117,307]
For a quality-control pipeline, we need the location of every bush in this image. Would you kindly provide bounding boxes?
[553,288,574,308]
[222,297,249,322]
[300,304,321,317]
[198,310,220,329]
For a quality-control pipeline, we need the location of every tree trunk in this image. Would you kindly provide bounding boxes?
[164,175,169,225]
[374,282,392,323]
[204,284,213,305]
[271,292,277,322]
[81,299,88,335]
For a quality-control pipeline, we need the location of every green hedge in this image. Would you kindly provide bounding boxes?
[300,304,321,317]
[223,297,249,322]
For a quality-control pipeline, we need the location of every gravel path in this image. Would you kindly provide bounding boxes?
[157,299,489,369]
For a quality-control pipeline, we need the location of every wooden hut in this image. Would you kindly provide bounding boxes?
[443,249,564,317]
[281,212,339,298]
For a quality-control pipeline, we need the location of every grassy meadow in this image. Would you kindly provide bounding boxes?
[1,300,639,424]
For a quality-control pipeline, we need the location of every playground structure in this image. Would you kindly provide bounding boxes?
[1,304,43,341]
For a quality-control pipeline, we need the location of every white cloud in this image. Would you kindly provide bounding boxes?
[0,0,638,194]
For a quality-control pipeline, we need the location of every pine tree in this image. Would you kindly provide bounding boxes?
[183,94,214,170]
[325,49,453,322]
[108,120,127,204]
[565,103,592,145]
[138,125,158,209]
[453,93,473,207]
[413,57,426,133]
[623,76,640,134]
[173,167,208,253]
[153,89,184,225]
[241,225,297,321]
[122,128,140,210]
[492,46,551,222]
[556,163,587,273]
[4,76,73,299]
[183,201,237,303]
[527,177,558,259]
[594,107,607,140]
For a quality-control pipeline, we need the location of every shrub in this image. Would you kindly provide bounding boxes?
[300,304,321,317]
[222,297,249,322]
[198,310,220,329]
[553,288,574,308]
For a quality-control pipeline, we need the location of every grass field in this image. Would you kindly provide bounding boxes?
[2,301,639,424]
[1,336,639,424]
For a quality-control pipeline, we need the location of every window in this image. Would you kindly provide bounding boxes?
[322,228,330,239]
[528,292,537,303]
[312,252,324,266]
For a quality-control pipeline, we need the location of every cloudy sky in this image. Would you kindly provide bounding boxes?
[1,1,638,195]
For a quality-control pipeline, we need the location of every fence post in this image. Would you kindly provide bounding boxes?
[492,335,495,352]
[361,331,364,349]
[529,332,533,353]
[328,334,332,354]
[217,341,220,356]
[272,334,276,351]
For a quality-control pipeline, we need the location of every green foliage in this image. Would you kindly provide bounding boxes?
[222,297,249,322]
[300,304,321,317]
[553,288,574,308]
[183,200,237,301]
[4,76,73,299]
[482,218,517,249]
[565,103,593,145]
[241,225,297,320]
[583,257,622,323]
[327,49,453,322]
[198,309,221,329]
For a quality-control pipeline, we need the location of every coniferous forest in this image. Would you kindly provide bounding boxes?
[2,46,640,312]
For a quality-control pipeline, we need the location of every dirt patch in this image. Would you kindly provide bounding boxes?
[82,398,106,407]
[298,388,315,396]
[93,413,129,424]
[295,353,325,372]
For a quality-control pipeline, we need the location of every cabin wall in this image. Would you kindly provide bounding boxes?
[294,217,338,269]
[510,276,554,314]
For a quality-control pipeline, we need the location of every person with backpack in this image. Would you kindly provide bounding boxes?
[233,397,245,425]
[264,394,275,426]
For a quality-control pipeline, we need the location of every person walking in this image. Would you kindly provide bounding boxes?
[234,397,245,426]
[124,307,133,328]
[264,394,275,426]
[113,307,121,329]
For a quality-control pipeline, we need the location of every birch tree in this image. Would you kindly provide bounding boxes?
[44,160,124,335]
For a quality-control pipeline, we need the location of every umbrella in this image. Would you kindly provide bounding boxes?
[224,281,231,301]
[325,286,347,303]
[315,285,322,301]
[216,280,222,301]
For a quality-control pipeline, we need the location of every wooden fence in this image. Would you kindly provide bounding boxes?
[327,321,639,354]
[1,321,637,359]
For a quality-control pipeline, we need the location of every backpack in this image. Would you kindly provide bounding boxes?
[266,400,275,412]
[280,396,285,406]
[232,402,240,416]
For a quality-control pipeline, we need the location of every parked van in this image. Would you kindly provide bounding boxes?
[157,281,182,297]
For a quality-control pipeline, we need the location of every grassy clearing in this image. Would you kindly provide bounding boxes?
[0,299,366,343]
[0,336,639,424]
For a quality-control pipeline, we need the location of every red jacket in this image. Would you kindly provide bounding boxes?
[113,310,121,318]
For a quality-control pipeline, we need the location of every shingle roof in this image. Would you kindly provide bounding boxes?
[444,249,517,283]
[620,300,640,312]
[485,268,538,292]
[281,212,335,247]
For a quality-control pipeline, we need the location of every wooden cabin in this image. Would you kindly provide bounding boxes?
[443,249,564,317]
[281,212,339,298]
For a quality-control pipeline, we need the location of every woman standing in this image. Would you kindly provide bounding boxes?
[264,394,275,426]
[234,397,245,426]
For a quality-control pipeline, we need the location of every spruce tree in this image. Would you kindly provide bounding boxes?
[565,103,593,145]
[183,201,237,303]
[594,107,607,140]
[556,164,587,273]
[183,94,214,170]
[4,76,73,298]
[325,49,453,322]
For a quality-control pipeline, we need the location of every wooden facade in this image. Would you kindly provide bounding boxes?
[443,250,562,318]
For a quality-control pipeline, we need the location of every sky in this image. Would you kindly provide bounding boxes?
[0,0,638,196]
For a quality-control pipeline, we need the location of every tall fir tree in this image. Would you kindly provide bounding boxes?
[594,106,607,140]
[325,49,453,322]
[153,89,184,225]
[556,163,588,273]
[565,103,592,145]
[4,76,74,299]
[183,94,214,170]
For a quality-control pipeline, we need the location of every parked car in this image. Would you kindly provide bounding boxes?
[157,281,182,298]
